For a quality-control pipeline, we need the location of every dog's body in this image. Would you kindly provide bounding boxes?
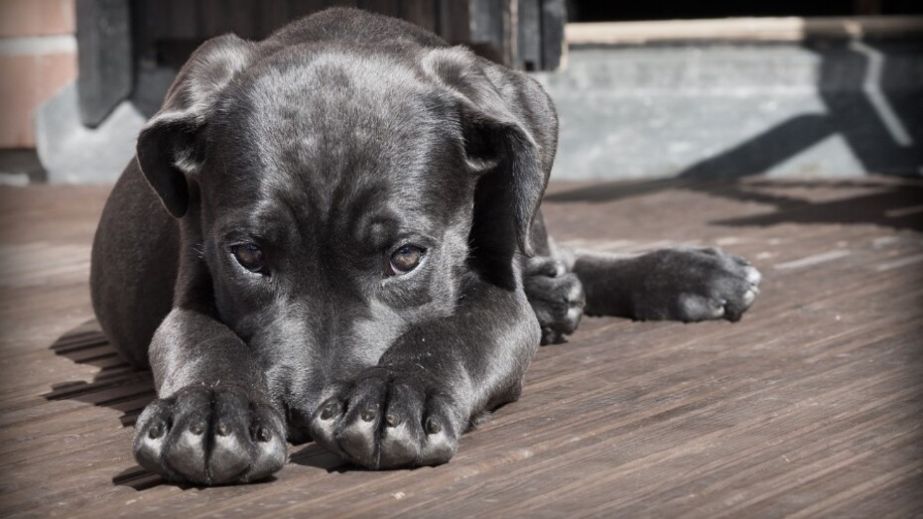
[91,8,760,485]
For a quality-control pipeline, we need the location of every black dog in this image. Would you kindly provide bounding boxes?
[90,8,760,485]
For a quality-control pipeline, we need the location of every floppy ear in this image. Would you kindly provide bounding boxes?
[422,46,554,258]
[136,34,255,218]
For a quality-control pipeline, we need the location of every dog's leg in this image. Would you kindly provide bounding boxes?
[132,309,286,485]
[523,255,586,344]
[569,247,762,322]
[308,274,540,469]
[520,212,587,345]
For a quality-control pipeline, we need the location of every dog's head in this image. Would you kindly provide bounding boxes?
[135,34,552,419]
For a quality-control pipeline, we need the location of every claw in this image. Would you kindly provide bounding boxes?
[361,407,377,422]
[148,422,165,439]
[425,417,442,435]
[320,402,339,420]
[743,287,758,306]
[744,266,762,285]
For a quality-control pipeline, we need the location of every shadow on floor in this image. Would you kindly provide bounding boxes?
[111,465,284,491]
[108,443,345,491]
[289,443,351,472]
[676,39,923,181]
[544,179,923,233]
[43,321,347,489]
[710,181,923,231]
[43,321,163,489]
[43,320,155,428]
[546,39,922,222]
[109,443,344,491]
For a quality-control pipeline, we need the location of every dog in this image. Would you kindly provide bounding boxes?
[90,8,761,485]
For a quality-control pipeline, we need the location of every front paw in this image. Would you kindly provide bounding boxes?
[524,257,586,344]
[133,386,286,485]
[310,367,463,469]
[634,247,762,322]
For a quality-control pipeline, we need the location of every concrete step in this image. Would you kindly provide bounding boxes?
[536,39,923,180]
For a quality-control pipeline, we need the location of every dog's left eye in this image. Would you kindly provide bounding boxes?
[231,243,265,273]
[389,244,425,275]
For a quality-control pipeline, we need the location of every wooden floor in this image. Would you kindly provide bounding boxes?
[1,177,921,518]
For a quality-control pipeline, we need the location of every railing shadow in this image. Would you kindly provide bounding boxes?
[545,38,923,222]
[43,320,155,428]
[43,320,163,489]
[545,178,923,233]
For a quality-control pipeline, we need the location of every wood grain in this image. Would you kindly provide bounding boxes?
[0,177,921,518]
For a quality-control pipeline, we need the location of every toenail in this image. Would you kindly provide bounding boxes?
[148,423,164,439]
[386,413,400,427]
[189,421,205,435]
[425,417,442,435]
[361,408,377,422]
[216,422,230,436]
[256,425,271,442]
[320,402,338,420]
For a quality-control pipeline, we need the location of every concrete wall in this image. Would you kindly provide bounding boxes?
[535,40,923,180]
[8,10,922,182]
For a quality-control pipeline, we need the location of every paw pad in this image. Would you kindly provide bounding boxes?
[132,387,286,485]
[308,369,460,469]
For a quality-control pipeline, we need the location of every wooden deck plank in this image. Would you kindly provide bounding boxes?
[1,177,921,517]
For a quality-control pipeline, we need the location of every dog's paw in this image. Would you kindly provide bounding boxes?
[309,367,463,469]
[524,257,586,344]
[133,386,286,485]
[633,247,762,322]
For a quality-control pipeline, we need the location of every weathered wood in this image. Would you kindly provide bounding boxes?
[517,0,542,70]
[256,0,292,37]
[467,0,508,64]
[199,0,259,38]
[359,0,402,17]
[75,0,133,127]
[540,0,565,70]
[564,16,923,45]
[399,0,438,33]
[1,177,921,517]
[436,0,470,44]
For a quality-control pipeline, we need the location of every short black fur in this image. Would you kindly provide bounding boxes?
[90,8,761,485]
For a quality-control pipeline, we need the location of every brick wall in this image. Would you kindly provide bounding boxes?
[0,0,77,148]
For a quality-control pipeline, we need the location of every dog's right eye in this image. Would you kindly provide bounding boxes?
[389,244,425,276]
[231,243,265,273]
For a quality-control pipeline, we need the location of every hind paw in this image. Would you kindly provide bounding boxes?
[631,247,761,322]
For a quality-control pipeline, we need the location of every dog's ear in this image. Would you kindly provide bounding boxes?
[137,35,255,218]
[422,47,553,257]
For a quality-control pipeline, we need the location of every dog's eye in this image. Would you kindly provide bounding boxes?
[389,244,425,275]
[231,243,265,273]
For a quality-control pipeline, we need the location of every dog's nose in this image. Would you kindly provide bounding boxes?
[285,406,314,444]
